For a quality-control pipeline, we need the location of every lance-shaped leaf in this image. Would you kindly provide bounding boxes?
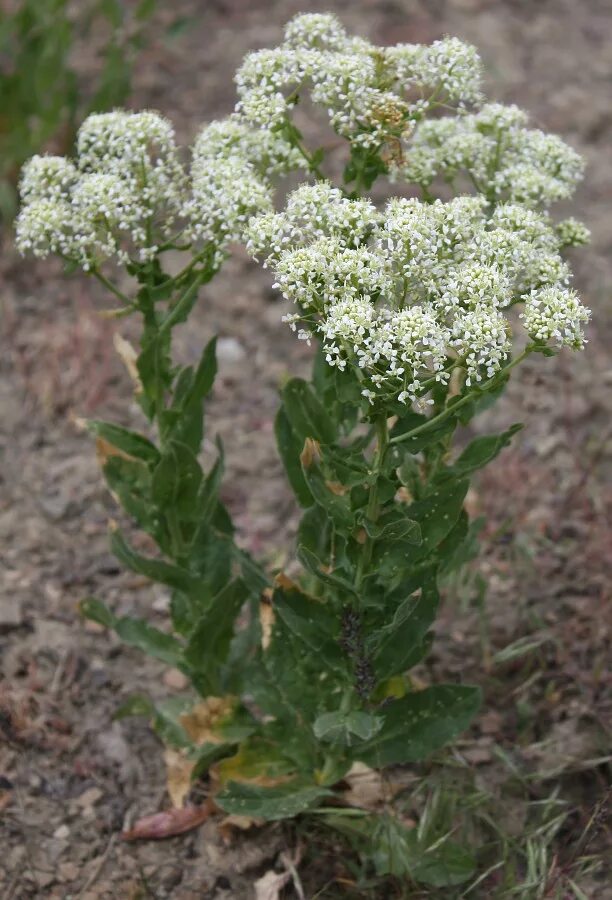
[436,423,523,482]
[404,479,470,562]
[298,545,358,598]
[358,685,481,766]
[185,579,248,693]
[301,443,354,531]
[166,337,217,453]
[371,578,439,680]
[196,449,224,524]
[110,528,202,596]
[273,586,346,677]
[281,377,337,444]
[102,456,161,540]
[390,411,456,454]
[87,420,160,465]
[216,780,332,820]
[80,598,184,667]
[152,440,204,521]
[275,407,313,507]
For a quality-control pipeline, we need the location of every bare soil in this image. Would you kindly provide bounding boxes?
[1,1,611,897]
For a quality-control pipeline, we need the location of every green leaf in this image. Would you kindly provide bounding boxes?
[411,842,476,887]
[273,586,345,676]
[184,579,248,693]
[114,617,184,667]
[86,420,160,465]
[390,412,456,454]
[275,408,313,507]
[298,546,357,598]
[301,458,354,531]
[438,423,523,481]
[80,596,114,628]
[196,450,224,524]
[151,440,204,520]
[102,456,160,539]
[81,598,184,667]
[168,337,217,453]
[216,780,331,820]
[281,377,336,444]
[110,529,202,596]
[364,516,421,544]
[359,685,481,766]
[406,479,470,559]
[313,710,382,743]
[113,694,154,721]
[371,578,439,680]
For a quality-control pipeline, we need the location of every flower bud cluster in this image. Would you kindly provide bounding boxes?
[250,187,590,406]
[235,13,483,149]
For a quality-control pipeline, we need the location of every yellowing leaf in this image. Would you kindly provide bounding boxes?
[218,813,263,844]
[179,696,236,747]
[259,598,275,651]
[113,332,142,394]
[325,480,348,496]
[214,742,294,788]
[300,437,321,469]
[95,435,136,467]
[164,748,195,808]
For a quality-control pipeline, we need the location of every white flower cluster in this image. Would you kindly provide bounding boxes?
[398,102,584,207]
[235,13,482,149]
[17,111,186,268]
[182,115,302,260]
[17,110,289,270]
[251,189,590,405]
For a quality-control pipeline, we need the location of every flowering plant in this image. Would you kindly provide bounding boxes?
[16,12,590,885]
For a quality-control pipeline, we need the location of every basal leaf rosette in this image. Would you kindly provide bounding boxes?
[248,188,590,412]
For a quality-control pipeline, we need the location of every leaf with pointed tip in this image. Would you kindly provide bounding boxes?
[185,579,248,693]
[275,407,313,507]
[281,377,336,444]
[436,424,523,482]
[371,578,439,680]
[359,685,481,766]
[110,529,202,597]
[87,420,160,465]
[216,780,331,820]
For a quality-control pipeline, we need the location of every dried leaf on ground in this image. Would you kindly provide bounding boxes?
[218,813,264,844]
[254,869,291,900]
[121,803,211,841]
[341,762,403,811]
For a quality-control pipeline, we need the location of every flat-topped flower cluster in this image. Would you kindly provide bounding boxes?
[15,10,590,402]
[236,13,483,148]
[16,111,300,269]
[248,182,590,406]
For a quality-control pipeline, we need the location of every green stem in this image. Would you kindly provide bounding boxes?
[91,268,131,306]
[366,413,389,522]
[390,348,532,447]
[355,413,389,590]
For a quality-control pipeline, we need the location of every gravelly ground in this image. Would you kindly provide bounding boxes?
[1,1,611,897]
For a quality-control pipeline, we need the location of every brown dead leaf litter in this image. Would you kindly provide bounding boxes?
[1,0,611,896]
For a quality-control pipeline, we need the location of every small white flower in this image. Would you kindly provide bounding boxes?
[521,286,590,348]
